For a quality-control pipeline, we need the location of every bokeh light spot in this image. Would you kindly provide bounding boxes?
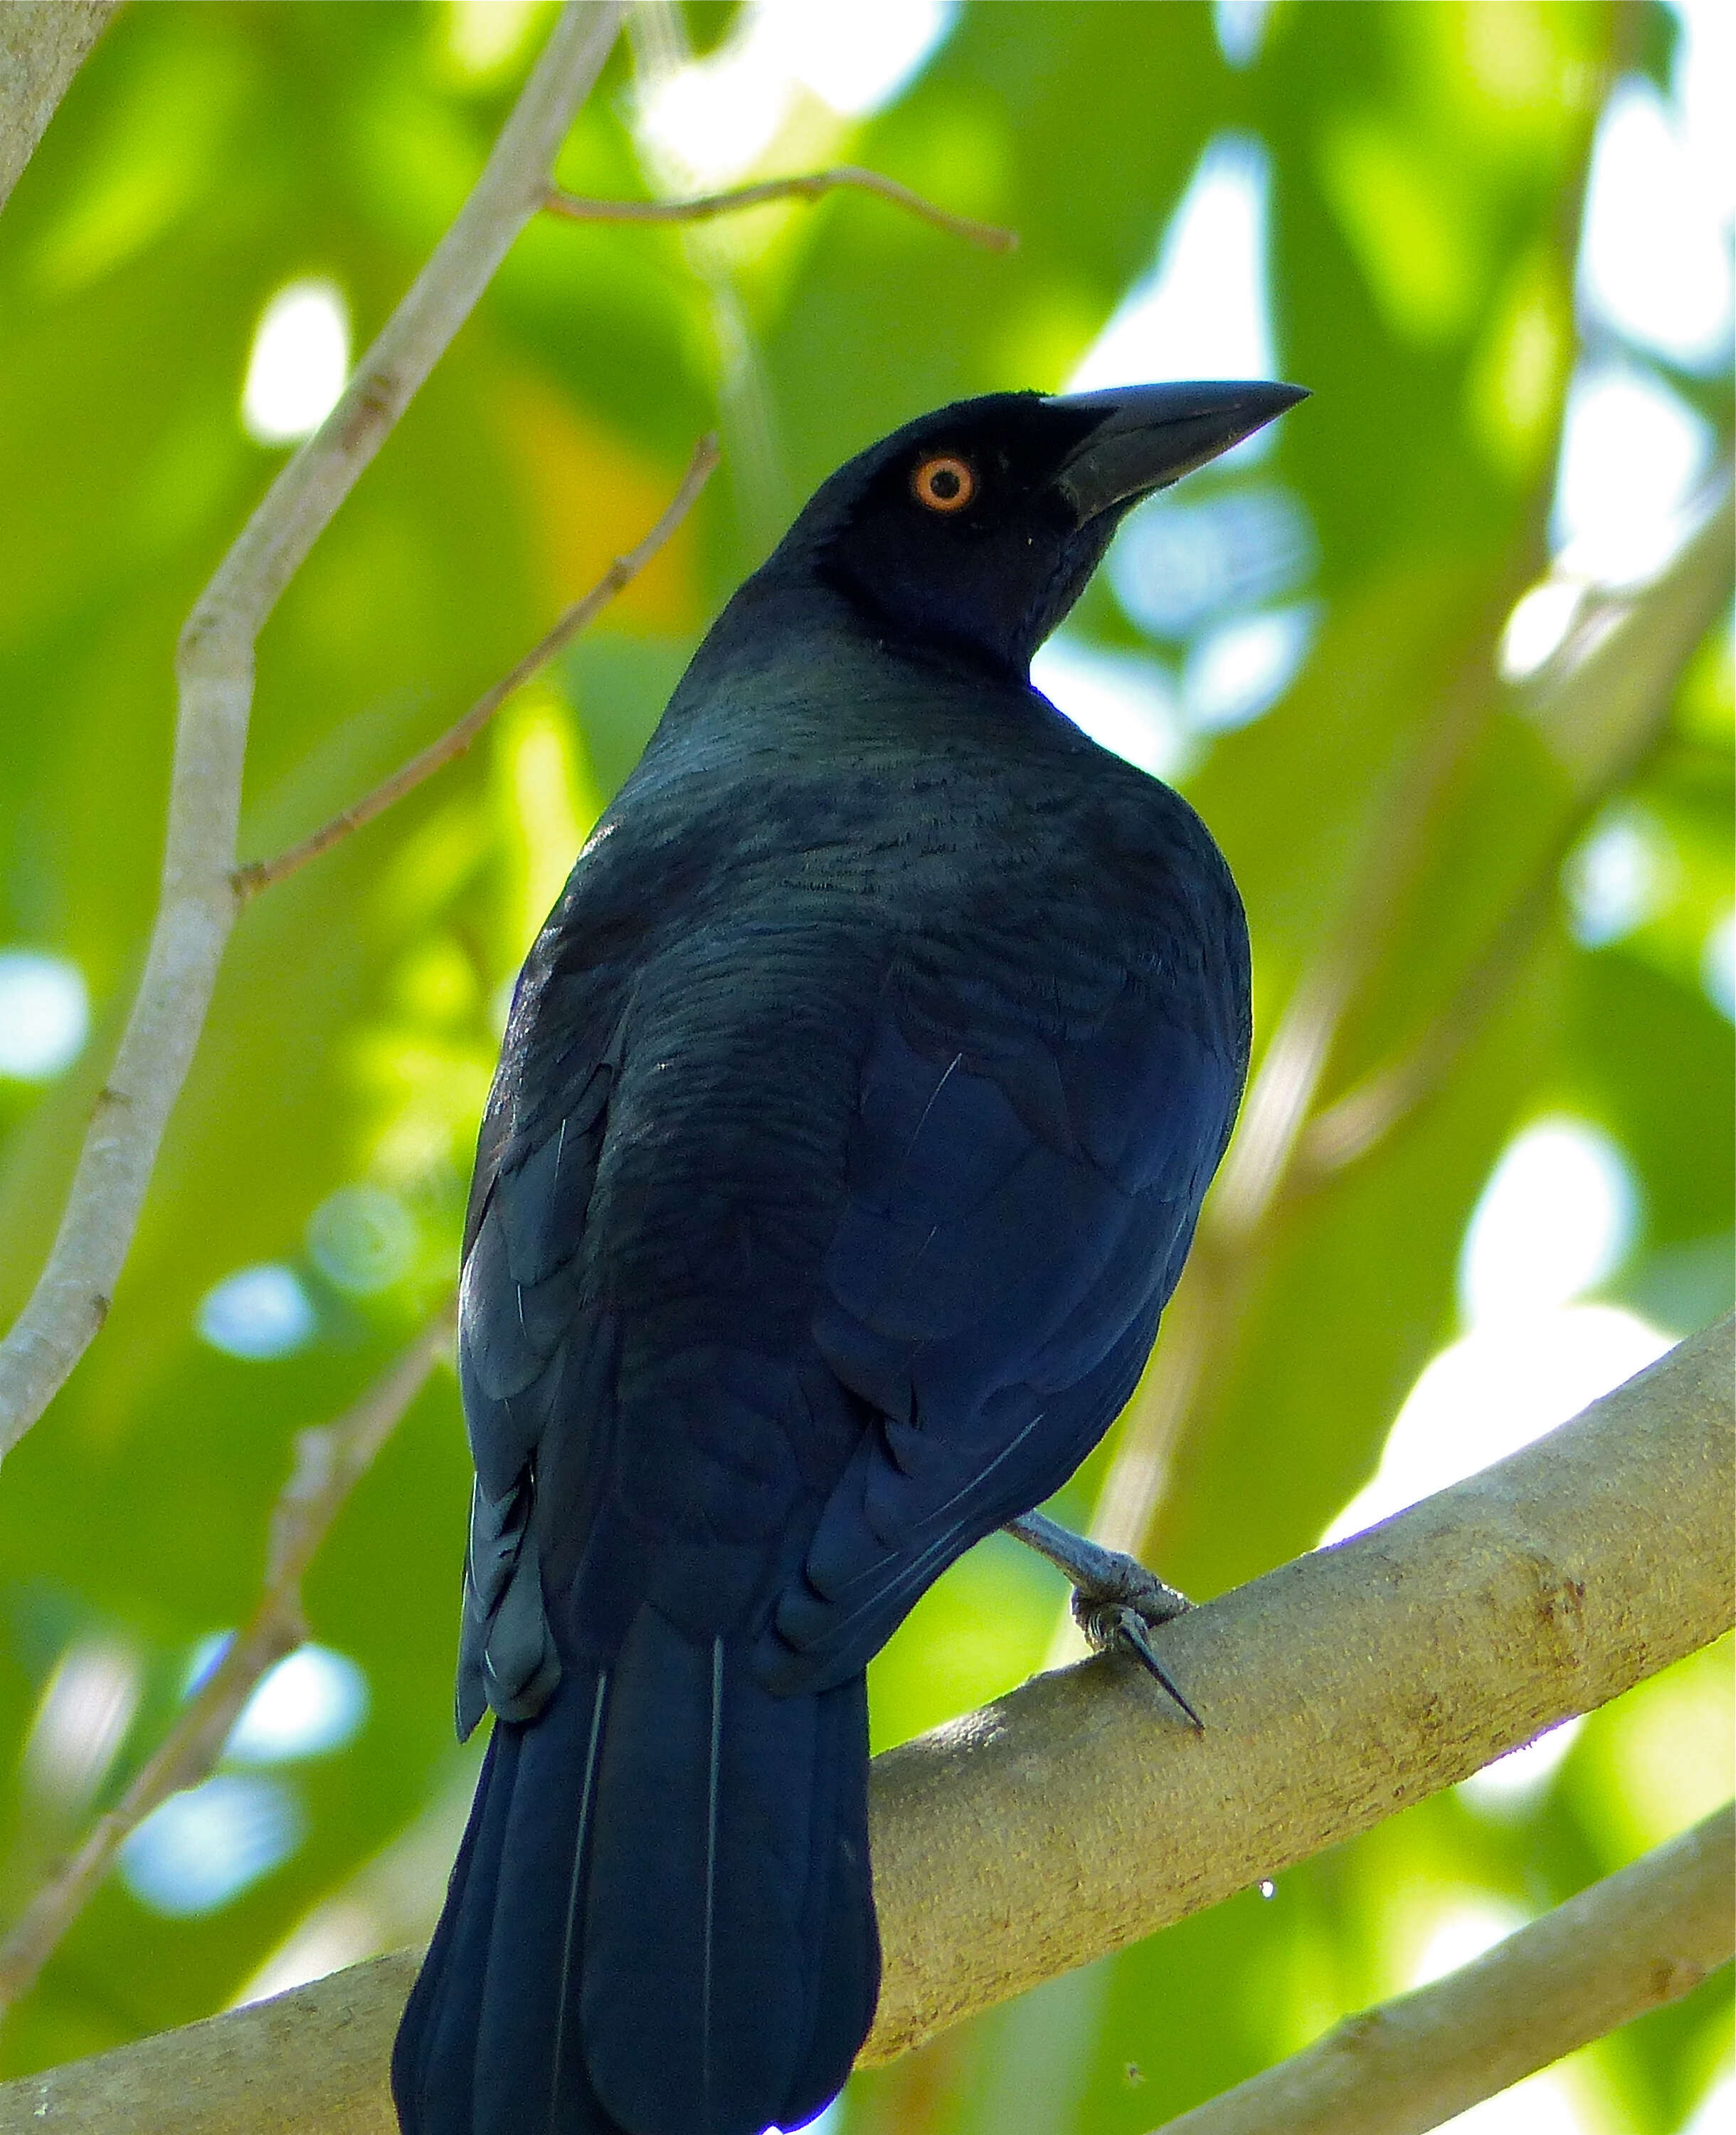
[1550,358,1714,586]
[1578,75,1733,374]
[1702,911,1735,1023]
[1561,810,1673,949]
[0,949,89,1080]
[307,1185,417,1296]
[242,279,350,446]
[1212,0,1271,70]
[196,1265,317,1360]
[120,1775,301,1917]
[1109,485,1316,642]
[1182,603,1318,733]
[1032,638,1192,781]
[1069,135,1276,397]
[1458,1717,1584,1820]
[1459,1117,1636,1326]
[226,1645,369,1764]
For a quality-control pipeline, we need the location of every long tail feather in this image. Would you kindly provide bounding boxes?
[393,1612,877,2135]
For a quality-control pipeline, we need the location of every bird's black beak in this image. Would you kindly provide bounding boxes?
[1047,379,1308,524]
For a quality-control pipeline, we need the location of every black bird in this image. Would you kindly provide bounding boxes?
[393,377,1304,2135]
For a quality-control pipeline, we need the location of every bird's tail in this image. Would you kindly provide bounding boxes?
[392,1605,879,2135]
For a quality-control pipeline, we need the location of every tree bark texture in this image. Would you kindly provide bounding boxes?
[0,0,118,217]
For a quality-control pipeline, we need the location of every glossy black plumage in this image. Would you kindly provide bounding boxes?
[394,380,1301,2135]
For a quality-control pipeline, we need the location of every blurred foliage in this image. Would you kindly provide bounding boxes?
[0,2,1729,2129]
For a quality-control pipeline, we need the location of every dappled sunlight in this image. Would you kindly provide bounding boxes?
[0,1,1725,2122]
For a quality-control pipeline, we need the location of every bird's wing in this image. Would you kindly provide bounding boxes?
[761,965,1241,1694]
[453,973,625,1738]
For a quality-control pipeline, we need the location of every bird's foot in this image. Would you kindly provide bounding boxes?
[1005,1510,1202,1730]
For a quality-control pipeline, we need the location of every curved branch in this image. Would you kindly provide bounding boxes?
[0,0,628,1463]
[546,164,1018,253]
[235,434,719,900]
[3,1315,1726,2131]
[1151,1805,1733,2135]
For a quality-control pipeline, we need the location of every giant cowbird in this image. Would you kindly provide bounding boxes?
[393,379,1304,2135]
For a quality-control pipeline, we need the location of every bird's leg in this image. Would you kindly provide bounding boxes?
[1005,1509,1203,1730]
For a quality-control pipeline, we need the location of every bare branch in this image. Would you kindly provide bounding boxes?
[0,1305,454,2017]
[3,1316,1727,2129]
[1150,1805,1734,2135]
[0,0,120,217]
[235,433,719,900]
[0,0,628,1464]
[546,164,1019,253]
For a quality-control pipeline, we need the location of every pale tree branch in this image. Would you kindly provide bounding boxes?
[3,1315,1727,2133]
[234,434,719,900]
[0,1304,455,2016]
[1151,1804,1733,2135]
[0,0,628,1465]
[0,0,120,216]
[546,165,1019,253]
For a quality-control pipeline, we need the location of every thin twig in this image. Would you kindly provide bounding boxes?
[0,1,628,1464]
[0,1304,455,2017]
[1149,1805,1735,2135]
[546,164,1018,253]
[236,433,719,900]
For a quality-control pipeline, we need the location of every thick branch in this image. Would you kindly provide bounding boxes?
[4,1316,1726,2132]
[0,1,626,1462]
[546,165,1017,252]
[0,0,119,216]
[1151,1805,1734,2135]
[0,1307,454,2014]
[235,434,719,899]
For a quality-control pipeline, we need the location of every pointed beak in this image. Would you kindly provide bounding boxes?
[1047,379,1308,524]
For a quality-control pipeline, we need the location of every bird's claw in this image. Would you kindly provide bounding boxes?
[1072,1583,1203,1733]
[1003,1512,1202,1728]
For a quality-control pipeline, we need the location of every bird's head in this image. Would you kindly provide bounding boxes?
[776,381,1306,680]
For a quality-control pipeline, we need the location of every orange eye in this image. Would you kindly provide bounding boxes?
[911,453,977,514]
